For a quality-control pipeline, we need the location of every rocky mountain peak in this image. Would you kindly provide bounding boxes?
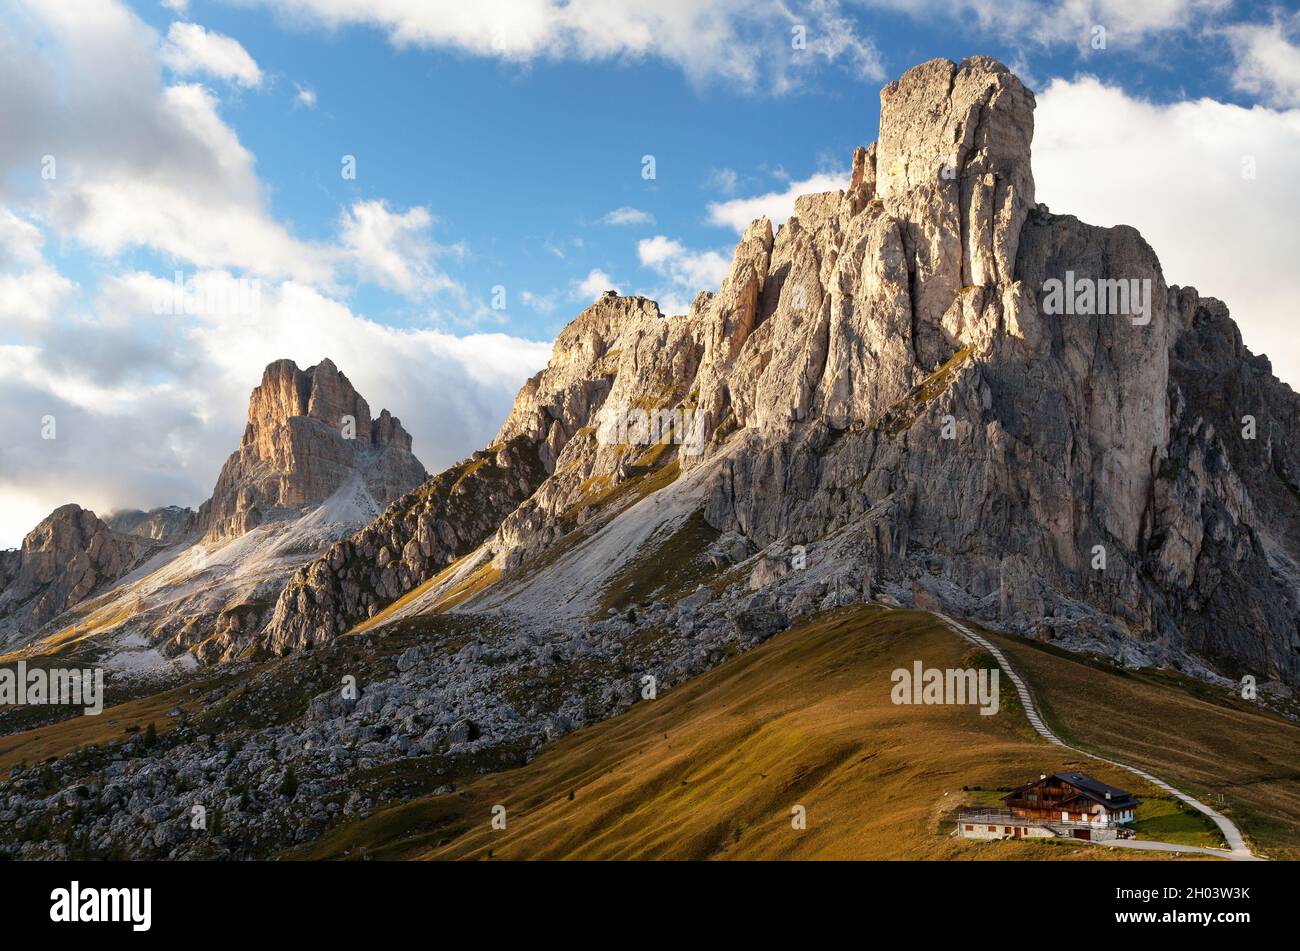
[105,505,195,543]
[0,503,149,642]
[198,358,426,540]
[258,56,1300,689]
[243,357,412,459]
[876,56,1035,209]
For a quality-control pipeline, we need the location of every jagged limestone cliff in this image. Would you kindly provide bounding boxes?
[260,56,1299,686]
[198,358,426,540]
[0,505,152,644]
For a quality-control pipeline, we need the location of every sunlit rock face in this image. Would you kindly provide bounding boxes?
[197,358,427,541]
[0,504,149,642]
[258,57,1300,685]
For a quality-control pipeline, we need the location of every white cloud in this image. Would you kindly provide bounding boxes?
[0,4,482,313]
[0,209,46,270]
[637,235,731,290]
[1,4,329,284]
[160,21,263,87]
[250,0,883,92]
[294,82,318,107]
[601,206,654,226]
[0,211,77,335]
[860,0,1225,48]
[706,167,740,194]
[706,170,848,232]
[0,270,551,548]
[521,290,556,314]
[339,200,464,299]
[1224,13,1300,108]
[1034,75,1300,387]
[576,268,619,299]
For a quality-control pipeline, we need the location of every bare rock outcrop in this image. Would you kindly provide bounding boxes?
[253,56,1300,686]
[197,358,426,539]
[0,504,150,643]
[255,435,547,656]
[105,505,196,543]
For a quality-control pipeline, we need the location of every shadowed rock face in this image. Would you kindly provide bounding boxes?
[196,358,427,540]
[258,56,1299,685]
[0,504,149,642]
[105,505,195,543]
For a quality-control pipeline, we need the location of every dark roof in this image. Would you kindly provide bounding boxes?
[1055,772,1139,805]
[1003,771,1141,809]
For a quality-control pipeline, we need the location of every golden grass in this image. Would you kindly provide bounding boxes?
[345,554,472,636]
[989,632,1300,859]
[7,600,138,661]
[428,561,501,614]
[298,607,1187,861]
[0,676,220,773]
[595,510,720,617]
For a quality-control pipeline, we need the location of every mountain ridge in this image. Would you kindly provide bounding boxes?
[256,55,1300,689]
[0,358,428,666]
[4,54,1300,862]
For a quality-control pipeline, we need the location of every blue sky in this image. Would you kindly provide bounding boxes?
[3,0,1300,546]
[107,0,1299,337]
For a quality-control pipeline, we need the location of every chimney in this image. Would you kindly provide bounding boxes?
[1105,792,1111,800]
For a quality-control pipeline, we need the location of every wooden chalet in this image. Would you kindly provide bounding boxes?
[1003,772,1140,827]
[957,771,1140,843]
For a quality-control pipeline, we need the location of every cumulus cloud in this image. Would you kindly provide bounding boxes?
[1223,13,1300,108]
[0,269,551,548]
[575,268,619,299]
[601,206,654,226]
[250,0,883,92]
[160,21,263,87]
[339,200,465,299]
[0,4,479,310]
[706,170,849,232]
[1034,75,1300,386]
[0,3,329,284]
[861,0,1226,48]
[0,210,77,336]
[637,235,731,291]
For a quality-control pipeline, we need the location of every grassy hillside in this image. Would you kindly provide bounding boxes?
[299,607,1196,861]
[989,631,1300,860]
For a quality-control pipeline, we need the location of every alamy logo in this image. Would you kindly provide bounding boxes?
[152,271,261,317]
[50,882,151,931]
[1041,271,1151,326]
[891,661,999,715]
[597,402,707,456]
[0,662,103,715]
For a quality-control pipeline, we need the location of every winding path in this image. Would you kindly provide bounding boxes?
[933,612,1260,861]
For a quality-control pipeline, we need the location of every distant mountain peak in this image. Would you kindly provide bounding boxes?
[197,358,427,540]
[0,503,150,642]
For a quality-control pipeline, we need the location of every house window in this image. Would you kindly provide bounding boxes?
[988,826,997,832]
[965,825,974,832]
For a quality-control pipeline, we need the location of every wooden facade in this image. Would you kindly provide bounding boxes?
[1002,771,1140,826]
